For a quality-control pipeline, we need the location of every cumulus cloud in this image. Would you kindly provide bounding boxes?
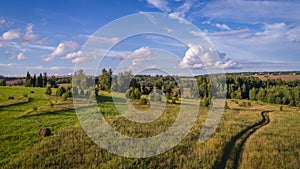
[23,23,38,41]
[43,41,78,62]
[179,44,240,69]
[125,47,151,66]
[2,29,20,40]
[17,53,26,60]
[147,0,170,12]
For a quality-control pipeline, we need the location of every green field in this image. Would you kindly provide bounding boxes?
[0,86,299,168]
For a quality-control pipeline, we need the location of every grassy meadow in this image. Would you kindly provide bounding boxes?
[0,86,299,168]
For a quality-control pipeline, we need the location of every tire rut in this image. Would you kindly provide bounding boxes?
[212,111,271,169]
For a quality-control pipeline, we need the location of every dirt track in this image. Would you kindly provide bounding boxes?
[212,111,271,169]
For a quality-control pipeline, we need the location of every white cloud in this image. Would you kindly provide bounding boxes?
[26,66,73,71]
[215,23,231,31]
[147,0,170,12]
[0,42,2,48]
[17,53,26,60]
[287,26,300,43]
[171,0,194,18]
[179,44,240,69]
[201,0,300,24]
[71,56,90,64]
[88,36,119,44]
[125,47,151,66]
[209,28,250,37]
[64,51,83,59]
[0,63,16,67]
[179,44,205,69]
[2,29,20,40]
[23,23,38,41]
[43,41,78,62]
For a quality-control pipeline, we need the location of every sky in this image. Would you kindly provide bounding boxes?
[0,0,300,76]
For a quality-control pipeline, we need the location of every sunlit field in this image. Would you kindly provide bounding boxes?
[0,86,299,168]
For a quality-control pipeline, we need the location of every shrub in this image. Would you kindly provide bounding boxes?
[225,100,229,109]
[62,93,68,101]
[32,106,37,111]
[280,105,283,111]
[45,86,52,95]
[140,97,147,105]
[8,96,14,100]
[30,91,35,93]
[56,86,66,96]
[165,93,171,100]
[247,102,252,107]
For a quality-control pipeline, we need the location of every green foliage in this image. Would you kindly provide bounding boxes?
[23,93,28,98]
[62,93,68,101]
[45,86,52,95]
[225,100,229,109]
[140,97,147,105]
[99,68,112,91]
[56,86,66,97]
[165,93,171,100]
[0,79,6,86]
[126,87,141,99]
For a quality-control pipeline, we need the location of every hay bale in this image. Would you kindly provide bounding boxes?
[38,128,51,137]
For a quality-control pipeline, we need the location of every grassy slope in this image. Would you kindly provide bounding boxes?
[0,86,299,168]
[0,86,78,166]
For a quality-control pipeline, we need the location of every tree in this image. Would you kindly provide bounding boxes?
[25,71,32,87]
[45,86,52,95]
[37,73,43,87]
[56,86,66,96]
[32,74,37,87]
[0,79,6,86]
[249,88,258,100]
[99,68,112,91]
[49,75,57,88]
[43,72,47,87]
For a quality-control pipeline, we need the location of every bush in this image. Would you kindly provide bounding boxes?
[280,105,283,111]
[45,86,52,95]
[225,100,229,109]
[62,93,68,101]
[140,97,147,105]
[32,106,37,111]
[23,93,28,97]
[30,91,35,93]
[8,96,14,100]
[247,102,252,107]
[165,93,171,100]
[56,86,66,96]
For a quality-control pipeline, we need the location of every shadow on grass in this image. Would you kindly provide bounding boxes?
[212,111,271,169]
[0,97,32,109]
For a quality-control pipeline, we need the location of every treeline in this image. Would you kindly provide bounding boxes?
[226,76,300,107]
[24,72,72,88]
[95,69,299,107]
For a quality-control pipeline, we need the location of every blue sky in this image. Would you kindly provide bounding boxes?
[0,0,299,76]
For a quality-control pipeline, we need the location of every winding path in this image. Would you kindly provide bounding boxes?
[212,111,271,169]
